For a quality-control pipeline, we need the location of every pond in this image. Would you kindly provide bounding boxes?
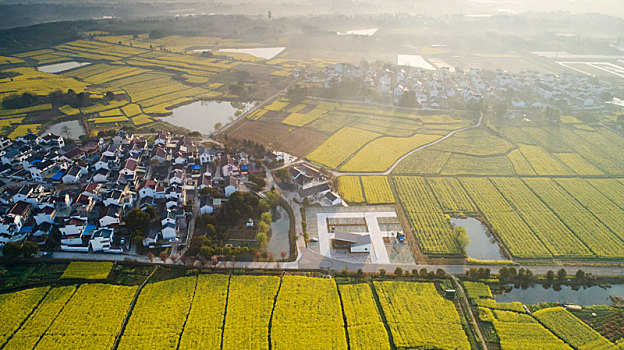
[397,55,436,70]
[495,284,624,306]
[451,217,506,261]
[43,120,85,139]
[38,61,90,73]
[195,47,286,60]
[159,100,251,135]
[267,206,290,259]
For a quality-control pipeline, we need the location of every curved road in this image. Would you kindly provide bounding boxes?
[330,113,483,177]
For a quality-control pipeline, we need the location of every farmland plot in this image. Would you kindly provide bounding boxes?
[119,276,196,350]
[222,275,280,350]
[391,177,460,256]
[533,307,617,350]
[307,127,380,169]
[491,178,593,259]
[460,177,551,259]
[341,133,440,172]
[338,283,390,350]
[39,284,136,350]
[271,276,347,350]
[374,281,470,350]
[361,176,395,204]
[523,178,624,258]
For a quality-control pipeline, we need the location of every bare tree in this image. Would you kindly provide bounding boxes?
[146,252,154,263]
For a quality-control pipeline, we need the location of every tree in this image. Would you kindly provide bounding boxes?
[466,267,479,280]
[257,221,270,235]
[146,252,154,263]
[22,241,39,258]
[274,168,290,182]
[265,189,281,208]
[499,266,509,281]
[453,226,470,254]
[419,268,427,276]
[261,212,272,225]
[379,269,386,276]
[436,268,446,278]
[524,269,534,282]
[394,267,403,276]
[256,232,268,249]
[557,268,567,283]
[200,187,221,198]
[398,91,418,108]
[257,199,270,214]
[205,224,217,238]
[545,270,555,282]
[574,269,585,283]
[125,209,150,237]
[144,206,156,221]
[248,174,267,191]
[286,85,307,104]
[2,242,22,258]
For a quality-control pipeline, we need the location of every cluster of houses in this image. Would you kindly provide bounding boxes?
[313,62,613,111]
[0,129,262,254]
[264,153,344,207]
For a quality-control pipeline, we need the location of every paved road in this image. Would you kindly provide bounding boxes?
[207,248,624,276]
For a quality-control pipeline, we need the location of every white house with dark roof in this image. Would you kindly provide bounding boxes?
[169,169,185,186]
[62,165,84,184]
[224,177,239,197]
[37,133,64,149]
[138,179,158,198]
[92,168,110,183]
[120,159,138,177]
[94,155,111,171]
[200,197,214,215]
[322,191,344,207]
[199,148,215,164]
[34,206,56,225]
[99,205,123,227]
[155,131,171,146]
